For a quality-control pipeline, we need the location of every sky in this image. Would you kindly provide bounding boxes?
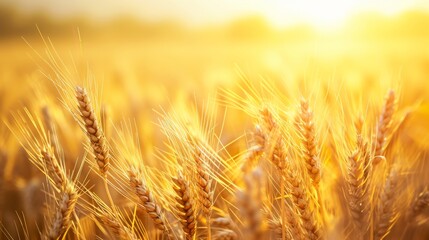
[3,0,429,28]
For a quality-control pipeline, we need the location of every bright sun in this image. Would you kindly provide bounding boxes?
[262,1,367,29]
[264,0,418,30]
[283,1,360,29]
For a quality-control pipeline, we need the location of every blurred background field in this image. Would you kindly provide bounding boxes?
[2,1,429,147]
[2,1,429,239]
[2,2,429,106]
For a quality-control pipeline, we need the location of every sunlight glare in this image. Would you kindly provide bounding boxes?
[285,1,359,29]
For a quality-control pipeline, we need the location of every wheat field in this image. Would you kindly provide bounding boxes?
[2,6,429,240]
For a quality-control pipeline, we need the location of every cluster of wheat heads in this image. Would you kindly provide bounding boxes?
[0,49,428,239]
[2,77,428,240]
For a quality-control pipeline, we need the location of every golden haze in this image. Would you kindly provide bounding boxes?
[1,3,429,240]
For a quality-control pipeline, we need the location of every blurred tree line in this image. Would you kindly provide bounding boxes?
[1,3,429,42]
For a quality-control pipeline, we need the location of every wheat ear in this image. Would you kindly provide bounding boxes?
[260,107,299,240]
[212,217,236,230]
[260,107,287,171]
[295,99,321,187]
[354,116,372,182]
[268,218,283,239]
[407,189,429,220]
[374,169,399,240]
[283,204,303,240]
[241,125,265,172]
[193,146,214,217]
[41,106,58,153]
[172,174,196,240]
[41,149,67,191]
[347,149,369,234]
[100,214,140,240]
[373,90,395,165]
[46,184,78,240]
[347,116,370,234]
[285,168,320,240]
[75,86,109,175]
[238,167,265,240]
[128,168,170,236]
[213,230,238,240]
